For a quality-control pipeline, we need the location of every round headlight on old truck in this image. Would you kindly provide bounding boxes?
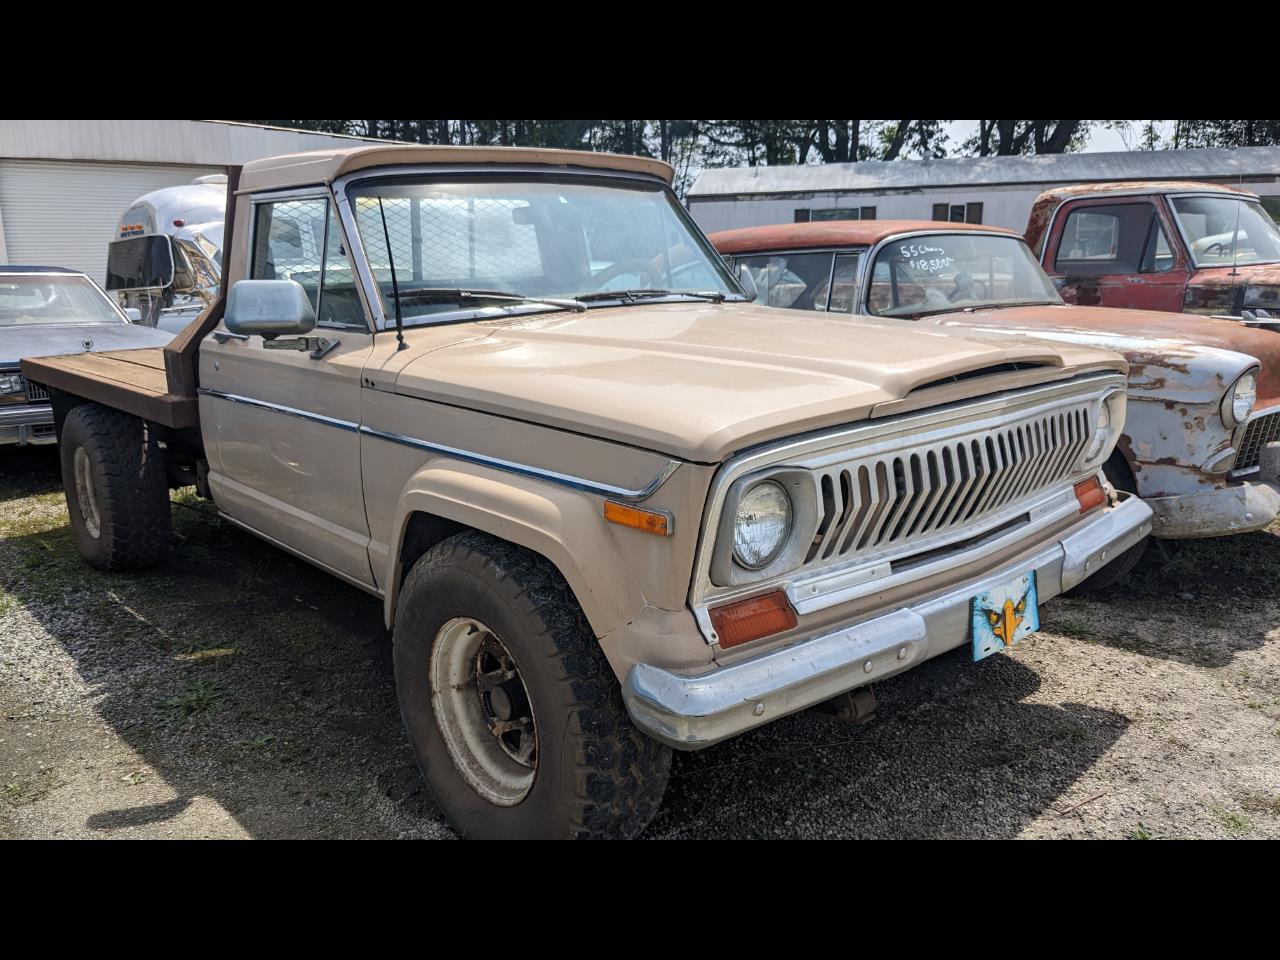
[733,480,793,569]
[1084,399,1112,463]
[1223,370,1257,428]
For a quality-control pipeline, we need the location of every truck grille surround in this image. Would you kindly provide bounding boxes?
[804,402,1093,568]
[690,374,1123,643]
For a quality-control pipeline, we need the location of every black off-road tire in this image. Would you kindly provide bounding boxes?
[59,403,171,570]
[393,530,672,839]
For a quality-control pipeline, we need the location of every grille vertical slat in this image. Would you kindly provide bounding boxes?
[1235,410,1280,471]
[19,377,50,403]
[803,397,1097,572]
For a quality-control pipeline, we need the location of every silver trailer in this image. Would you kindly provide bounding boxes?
[105,177,227,331]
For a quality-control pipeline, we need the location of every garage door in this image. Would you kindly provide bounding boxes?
[0,160,223,285]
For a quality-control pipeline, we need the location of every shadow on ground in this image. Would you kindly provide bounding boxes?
[1039,531,1280,668]
[10,447,1248,838]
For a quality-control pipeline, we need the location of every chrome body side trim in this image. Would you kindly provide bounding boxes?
[198,388,679,501]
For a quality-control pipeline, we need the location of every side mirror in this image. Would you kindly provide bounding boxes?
[123,307,143,323]
[225,279,316,339]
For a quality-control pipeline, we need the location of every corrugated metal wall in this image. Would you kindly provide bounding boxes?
[0,160,222,283]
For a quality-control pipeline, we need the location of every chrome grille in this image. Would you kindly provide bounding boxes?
[1235,409,1280,471]
[802,403,1093,569]
[24,378,50,403]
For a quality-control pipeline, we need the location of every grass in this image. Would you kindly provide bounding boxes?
[1128,822,1154,840]
[156,678,226,723]
[1210,804,1251,834]
[1050,619,1095,639]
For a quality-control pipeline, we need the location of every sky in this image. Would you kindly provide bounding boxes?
[941,121,1175,154]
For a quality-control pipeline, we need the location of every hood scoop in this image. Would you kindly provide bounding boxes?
[909,362,1055,396]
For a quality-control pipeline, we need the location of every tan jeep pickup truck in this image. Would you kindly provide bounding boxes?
[22,145,1150,839]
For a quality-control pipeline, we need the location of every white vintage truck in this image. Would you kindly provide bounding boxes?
[23,145,1150,839]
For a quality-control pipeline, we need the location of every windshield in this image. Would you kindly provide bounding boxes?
[1170,196,1280,267]
[348,176,739,325]
[868,233,1061,317]
[0,274,124,327]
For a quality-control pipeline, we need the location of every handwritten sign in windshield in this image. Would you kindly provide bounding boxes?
[895,243,955,274]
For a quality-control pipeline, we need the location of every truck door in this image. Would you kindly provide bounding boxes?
[198,193,377,588]
[1044,198,1190,313]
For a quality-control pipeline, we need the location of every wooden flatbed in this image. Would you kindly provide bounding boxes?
[21,346,200,429]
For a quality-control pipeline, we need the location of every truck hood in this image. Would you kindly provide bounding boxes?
[0,321,174,368]
[921,303,1280,407]
[1187,262,1280,317]
[388,301,1124,462]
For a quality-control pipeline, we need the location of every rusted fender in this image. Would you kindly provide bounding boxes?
[924,316,1255,504]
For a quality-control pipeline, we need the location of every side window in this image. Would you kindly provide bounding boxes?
[250,197,367,330]
[736,252,834,310]
[251,198,328,305]
[1140,217,1176,274]
[1054,203,1155,275]
[316,207,366,329]
[826,252,862,313]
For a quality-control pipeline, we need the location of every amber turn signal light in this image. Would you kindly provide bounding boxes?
[1074,476,1106,514]
[603,500,671,536]
[710,591,797,649]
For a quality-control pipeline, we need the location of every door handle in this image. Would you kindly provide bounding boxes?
[1126,277,1145,284]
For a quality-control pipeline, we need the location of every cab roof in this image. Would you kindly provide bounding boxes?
[707,220,1016,255]
[238,145,675,194]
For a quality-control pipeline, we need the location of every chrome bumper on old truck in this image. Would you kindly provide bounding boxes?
[0,403,55,446]
[1146,478,1280,538]
[624,495,1153,750]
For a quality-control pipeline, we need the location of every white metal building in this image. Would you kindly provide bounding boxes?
[686,146,1280,234]
[0,120,387,284]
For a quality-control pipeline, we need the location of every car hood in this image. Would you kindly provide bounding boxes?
[386,301,1125,462]
[0,322,174,367]
[1186,262,1280,316]
[919,303,1280,407]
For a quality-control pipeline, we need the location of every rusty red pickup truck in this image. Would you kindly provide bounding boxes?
[709,219,1280,587]
[1025,181,1280,323]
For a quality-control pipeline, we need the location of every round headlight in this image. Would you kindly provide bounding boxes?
[1085,399,1112,463]
[1228,371,1257,426]
[733,480,792,570]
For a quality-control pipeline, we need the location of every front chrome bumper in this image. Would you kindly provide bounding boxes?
[1146,478,1280,538]
[624,494,1153,750]
[0,403,55,446]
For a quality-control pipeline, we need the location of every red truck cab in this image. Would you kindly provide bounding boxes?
[1026,181,1280,323]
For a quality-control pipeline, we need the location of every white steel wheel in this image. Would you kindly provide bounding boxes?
[73,446,102,540]
[429,616,538,806]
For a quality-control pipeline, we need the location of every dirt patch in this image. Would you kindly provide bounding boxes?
[2,445,1278,839]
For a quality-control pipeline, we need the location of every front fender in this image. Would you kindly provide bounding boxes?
[379,459,646,639]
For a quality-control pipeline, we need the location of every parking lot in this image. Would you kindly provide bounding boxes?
[1,444,1278,840]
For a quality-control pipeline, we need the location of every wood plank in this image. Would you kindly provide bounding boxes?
[39,353,171,395]
[21,354,199,429]
[95,348,168,371]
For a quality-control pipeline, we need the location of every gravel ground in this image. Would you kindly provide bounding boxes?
[3,444,1278,839]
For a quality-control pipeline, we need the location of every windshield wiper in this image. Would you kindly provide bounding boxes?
[574,289,740,304]
[394,288,586,313]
